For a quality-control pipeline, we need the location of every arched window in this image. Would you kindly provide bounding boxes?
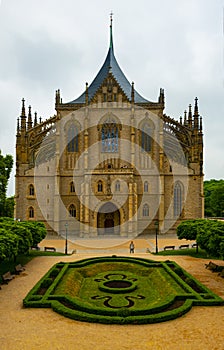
[67,125,79,152]
[115,181,120,192]
[144,181,149,192]
[70,181,75,193]
[28,206,34,218]
[101,119,118,153]
[141,123,152,152]
[143,204,149,217]
[69,204,76,217]
[174,182,183,217]
[29,184,35,196]
[98,181,103,192]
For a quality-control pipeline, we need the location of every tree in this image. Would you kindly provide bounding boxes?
[4,196,15,218]
[0,228,19,261]
[204,179,224,217]
[210,183,224,217]
[0,218,47,261]
[20,221,47,246]
[177,218,224,258]
[0,151,13,217]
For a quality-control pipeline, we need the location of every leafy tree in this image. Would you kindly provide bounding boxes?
[0,151,13,217]
[196,220,224,256]
[4,196,15,218]
[0,228,19,261]
[20,221,47,246]
[204,179,224,217]
[209,183,224,217]
[0,218,47,261]
[177,218,224,257]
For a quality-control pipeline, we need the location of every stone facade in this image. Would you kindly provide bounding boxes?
[15,22,204,237]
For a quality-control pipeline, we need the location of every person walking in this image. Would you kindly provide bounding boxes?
[129,241,135,253]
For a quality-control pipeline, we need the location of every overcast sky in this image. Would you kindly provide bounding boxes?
[0,0,224,195]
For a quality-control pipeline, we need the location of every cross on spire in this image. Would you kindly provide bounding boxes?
[109,11,114,50]
[110,11,113,26]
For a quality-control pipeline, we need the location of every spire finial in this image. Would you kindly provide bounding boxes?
[110,11,113,26]
[34,112,37,126]
[109,11,114,50]
[85,82,89,105]
[131,82,135,104]
[21,98,26,117]
[194,96,199,116]
[28,105,32,129]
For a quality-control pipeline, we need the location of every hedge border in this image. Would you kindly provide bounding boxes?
[23,256,224,324]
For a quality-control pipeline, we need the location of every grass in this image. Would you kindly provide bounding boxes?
[155,248,223,260]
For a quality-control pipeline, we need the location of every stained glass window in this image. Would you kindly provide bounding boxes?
[101,119,118,153]
[28,206,34,218]
[141,123,152,152]
[67,125,79,152]
[143,204,149,217]
[174,182,183,217]
[69,204,76,217]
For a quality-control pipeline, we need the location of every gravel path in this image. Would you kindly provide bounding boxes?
[0,238,224,350]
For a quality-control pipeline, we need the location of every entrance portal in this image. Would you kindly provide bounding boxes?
[97,202,120,235]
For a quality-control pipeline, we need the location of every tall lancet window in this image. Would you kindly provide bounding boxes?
[141,123,152,152]
[101,119,118,152]
[174,181,183,217]
[67,125,79,152]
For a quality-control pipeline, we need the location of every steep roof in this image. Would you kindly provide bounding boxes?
[67,20,149,104]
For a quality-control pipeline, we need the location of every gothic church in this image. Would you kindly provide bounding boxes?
[15,19,204,237]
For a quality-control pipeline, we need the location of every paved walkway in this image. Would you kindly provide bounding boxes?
[0,236,224,350]
[39,234,196,254]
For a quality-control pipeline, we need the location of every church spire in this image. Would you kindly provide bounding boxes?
[188,104,192,128]
[193,97,199,129]
[110,11,114,51]
[20,98,26,131]
[27,105,32,129]
[21,98,26,117]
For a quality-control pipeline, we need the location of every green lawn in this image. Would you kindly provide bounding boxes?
[155,248,222,259]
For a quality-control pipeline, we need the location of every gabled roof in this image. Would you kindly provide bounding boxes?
[67,19,149,104]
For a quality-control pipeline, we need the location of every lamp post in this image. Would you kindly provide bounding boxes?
[65,222,68,255]
[154,220,159,254]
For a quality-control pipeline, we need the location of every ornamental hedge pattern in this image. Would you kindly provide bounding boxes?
[23,256,224,324]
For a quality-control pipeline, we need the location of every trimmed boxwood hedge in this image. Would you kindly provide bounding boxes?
[23,256,224,324]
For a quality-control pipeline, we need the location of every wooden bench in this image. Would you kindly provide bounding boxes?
[31,245,40,250]
[179,244,189,249]
[164,245,175,251]
[205,261,219,272]
[15,264,25,274]
[2,271,15,284]
[44,246,56,252]
[218,268,224,278]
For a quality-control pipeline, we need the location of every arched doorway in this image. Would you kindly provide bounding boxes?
[97,202,120,235]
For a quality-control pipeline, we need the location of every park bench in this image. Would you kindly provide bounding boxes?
[205,261,219,272]
[2,271,15,284]
[164,245,175,251]
[31,245,40,250]
[15,264,25,274]
[218,268,224,278]
[191,243,197,248]
[44,246,56,252]
[179,244,189,249]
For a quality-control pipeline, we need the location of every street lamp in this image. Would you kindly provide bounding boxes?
[65,222,68,255]
[154,220,159,254]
